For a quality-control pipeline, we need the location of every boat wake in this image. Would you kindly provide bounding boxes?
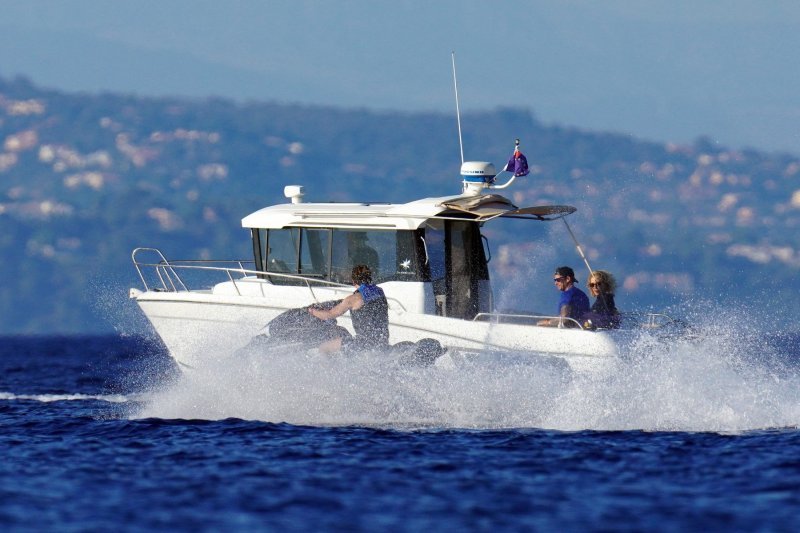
[130,315,800,433]
[0,392,133,403]
[546,328,800,432]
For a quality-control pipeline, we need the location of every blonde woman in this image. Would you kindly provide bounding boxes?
[584,270,620,329]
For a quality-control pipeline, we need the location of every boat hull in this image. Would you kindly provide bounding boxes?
[131,289,624,373]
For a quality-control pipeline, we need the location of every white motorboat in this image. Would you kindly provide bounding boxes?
[130,148,680,372]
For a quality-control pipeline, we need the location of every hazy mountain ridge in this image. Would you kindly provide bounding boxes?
[1,75,799,333]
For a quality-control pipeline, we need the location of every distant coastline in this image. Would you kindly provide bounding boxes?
[1,76,799,334]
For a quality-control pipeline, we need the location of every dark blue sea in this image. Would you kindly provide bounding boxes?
[3,331,800,531]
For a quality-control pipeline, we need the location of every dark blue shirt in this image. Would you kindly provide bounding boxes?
[557,286,590,322]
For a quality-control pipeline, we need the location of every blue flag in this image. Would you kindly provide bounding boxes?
[505,148,529,177]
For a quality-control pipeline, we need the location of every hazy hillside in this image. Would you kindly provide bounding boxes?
[1,75,799,334]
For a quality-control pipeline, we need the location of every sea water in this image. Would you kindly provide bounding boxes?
[2,325,800,531]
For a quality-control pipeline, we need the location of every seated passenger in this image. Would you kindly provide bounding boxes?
[583,270,621,329]
[308,264,389,353]
[537,266,590,328]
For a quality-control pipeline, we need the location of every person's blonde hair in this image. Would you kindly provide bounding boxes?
[590,270,616,294]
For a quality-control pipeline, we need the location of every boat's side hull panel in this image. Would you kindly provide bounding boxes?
[132,291,621,372]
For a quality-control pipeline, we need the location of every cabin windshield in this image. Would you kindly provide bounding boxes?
[253,228,423,285]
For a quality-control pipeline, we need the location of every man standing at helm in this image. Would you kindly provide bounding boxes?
[348,232,379,273]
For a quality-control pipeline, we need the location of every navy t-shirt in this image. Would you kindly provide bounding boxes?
[557,286,590,321]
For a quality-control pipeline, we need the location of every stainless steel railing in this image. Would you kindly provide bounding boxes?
[131,247,350,295]
[130,247,407,310]
[473,312,585,329]
[473,311,684,332]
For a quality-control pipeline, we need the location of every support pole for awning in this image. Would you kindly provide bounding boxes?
[562,218,594,278]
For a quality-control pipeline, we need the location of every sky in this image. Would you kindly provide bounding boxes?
[2,0,800,154]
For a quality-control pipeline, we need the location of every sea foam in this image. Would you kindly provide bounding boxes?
[132,308,800,432]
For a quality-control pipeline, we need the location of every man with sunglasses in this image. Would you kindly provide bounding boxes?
[537,266,590,328]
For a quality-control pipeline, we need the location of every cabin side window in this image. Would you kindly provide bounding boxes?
[330,229,421,284]
[299,229,330,277]
[257,228,423,284]
[265,228,300,281]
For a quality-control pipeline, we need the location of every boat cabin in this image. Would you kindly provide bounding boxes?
[244,203,492,320]
[241,164,575,321]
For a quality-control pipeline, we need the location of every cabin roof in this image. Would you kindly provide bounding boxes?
[241,193,575,230]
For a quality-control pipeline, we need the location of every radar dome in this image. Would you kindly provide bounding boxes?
[460,161,496,181]
[460,161,497,196]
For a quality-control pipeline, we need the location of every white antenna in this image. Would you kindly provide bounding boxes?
[451,51,464,164]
